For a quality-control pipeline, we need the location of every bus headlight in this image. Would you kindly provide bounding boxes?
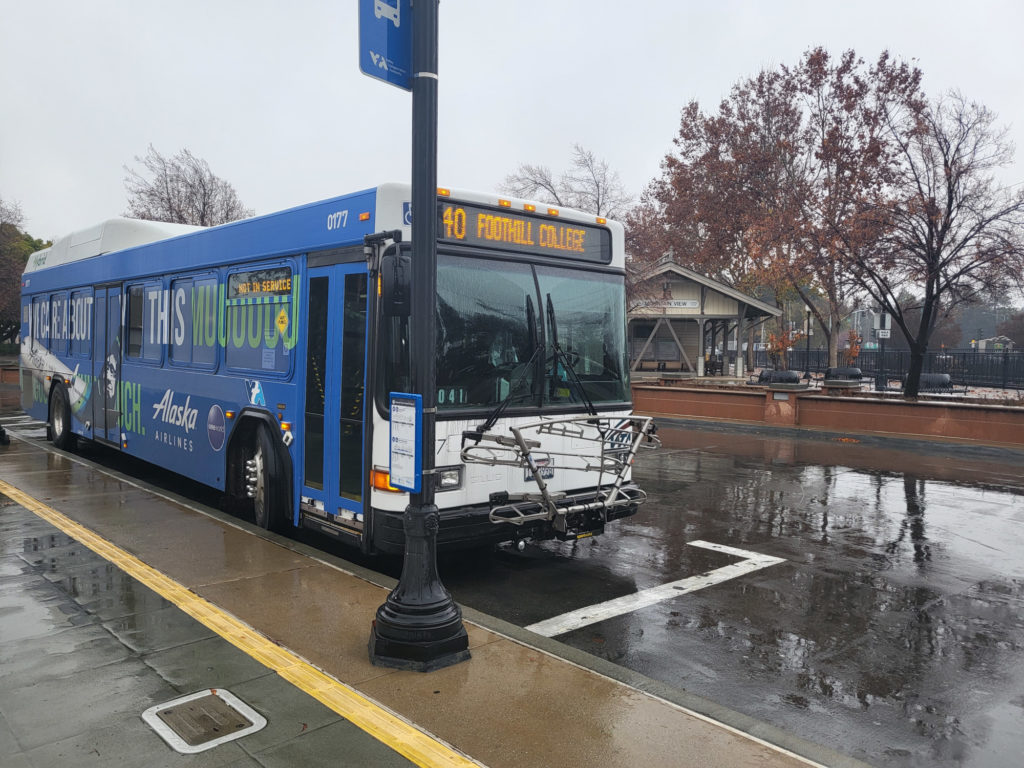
[435,466,463,492]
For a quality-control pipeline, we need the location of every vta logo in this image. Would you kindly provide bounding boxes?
[606,419,634,453]
[246,380,266,407]
[369,51,389,72]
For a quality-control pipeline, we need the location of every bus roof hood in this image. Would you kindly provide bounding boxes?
[23,218,205,275]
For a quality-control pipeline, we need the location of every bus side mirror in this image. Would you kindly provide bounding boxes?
[380,245,411,317]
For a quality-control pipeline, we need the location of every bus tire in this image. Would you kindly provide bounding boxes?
[49,385,76,451]
[249,425,285,532]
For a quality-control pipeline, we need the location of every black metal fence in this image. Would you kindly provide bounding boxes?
[753,348,1024,390]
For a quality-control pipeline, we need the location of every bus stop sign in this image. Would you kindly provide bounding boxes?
[359,0,413,91]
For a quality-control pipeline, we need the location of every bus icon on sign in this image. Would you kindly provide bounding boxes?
[374,0,400,26]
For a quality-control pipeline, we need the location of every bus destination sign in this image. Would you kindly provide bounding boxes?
[438,201,611,263]
[228,267,293,300]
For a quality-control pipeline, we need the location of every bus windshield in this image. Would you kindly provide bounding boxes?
[429,254,629,411]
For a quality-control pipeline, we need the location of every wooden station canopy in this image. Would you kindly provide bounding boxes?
[629,260,782,378]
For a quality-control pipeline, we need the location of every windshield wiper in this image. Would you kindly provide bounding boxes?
[467,295,543,441]
[545,293,597,416]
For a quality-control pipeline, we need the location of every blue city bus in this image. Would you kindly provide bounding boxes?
[20,184,654,554]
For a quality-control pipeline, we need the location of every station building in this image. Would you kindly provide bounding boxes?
[628,259,781,379]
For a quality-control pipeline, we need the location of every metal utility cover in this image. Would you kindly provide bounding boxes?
[142,689,267,754]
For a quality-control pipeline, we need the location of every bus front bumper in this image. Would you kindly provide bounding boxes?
[370,483,643,554]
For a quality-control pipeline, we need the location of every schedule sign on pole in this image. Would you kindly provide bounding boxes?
[359,0,413,91]
[388,392,422,493]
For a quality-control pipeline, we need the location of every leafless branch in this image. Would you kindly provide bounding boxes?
[124,145,254,226]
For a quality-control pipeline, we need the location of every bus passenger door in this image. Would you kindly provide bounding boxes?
[301,265,368,531]
[92,286,122,446]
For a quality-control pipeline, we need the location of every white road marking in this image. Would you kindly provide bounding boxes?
[525,540,786,637]
[0,415,36,425]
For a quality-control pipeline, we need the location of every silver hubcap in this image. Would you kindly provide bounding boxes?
[252,444,265,518]
[52,401,64,438]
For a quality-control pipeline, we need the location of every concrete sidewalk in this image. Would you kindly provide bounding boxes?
[0,432,866,768]
[1,500,417,768]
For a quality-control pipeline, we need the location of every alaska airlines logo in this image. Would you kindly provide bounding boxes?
[152,389,199,433]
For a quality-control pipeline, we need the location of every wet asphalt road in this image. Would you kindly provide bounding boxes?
[443,422,1024,768]
[4,387,1024,767]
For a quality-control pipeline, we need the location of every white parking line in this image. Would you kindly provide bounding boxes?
[0,415,35,424]
[525,540,786,637]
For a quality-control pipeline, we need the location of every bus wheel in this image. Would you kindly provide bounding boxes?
[49,385,76,451]
[246,426,283,531]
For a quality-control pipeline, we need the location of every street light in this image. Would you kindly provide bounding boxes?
[803,305,811,380]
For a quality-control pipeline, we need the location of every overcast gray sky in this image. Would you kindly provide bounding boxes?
[2,0,1022,240]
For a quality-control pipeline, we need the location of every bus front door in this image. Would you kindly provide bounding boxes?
[301,265,368,533]
[92,286,122,446]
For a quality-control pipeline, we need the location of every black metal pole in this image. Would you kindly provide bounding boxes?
[368,0,470,672]
[876,334,886,392]
[804,308,811,380]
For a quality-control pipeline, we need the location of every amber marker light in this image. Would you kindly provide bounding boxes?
[371,468,401,492]
[523,203,536,212]
[437,187,451,196]
[596,216,607,225]
[547,208,559,216]
[279,422,292,431]
[359,212,370,221]
[498,199,511,208]
[225,410,235,419]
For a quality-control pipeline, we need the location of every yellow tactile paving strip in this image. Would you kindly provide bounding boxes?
[0,478,481,768]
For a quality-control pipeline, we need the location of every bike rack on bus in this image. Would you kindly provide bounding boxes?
[460,415,660,533]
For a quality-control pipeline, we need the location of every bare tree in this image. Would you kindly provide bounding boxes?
[852,92,1024,396]
[124,145,254,226]
[0,196,23,233]
[1,195,27,343]
[501,144,633,219]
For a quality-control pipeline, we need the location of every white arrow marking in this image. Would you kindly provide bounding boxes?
[525,540,786,638]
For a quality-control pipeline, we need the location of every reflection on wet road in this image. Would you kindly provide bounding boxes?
[447,425,1024,768]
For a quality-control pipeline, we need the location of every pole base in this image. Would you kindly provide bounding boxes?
[369,619,470,672]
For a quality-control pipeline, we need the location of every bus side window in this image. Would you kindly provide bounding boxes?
[193,276,218,367]
[49,293,67,355]
[69,290,91,357]
[224,266,292,375]
[126,285,144,358]
[31,296,48,352]
[141,282,164,362]
[169,278,193,364]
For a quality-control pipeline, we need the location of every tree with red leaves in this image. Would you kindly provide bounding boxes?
[629,48,925,369]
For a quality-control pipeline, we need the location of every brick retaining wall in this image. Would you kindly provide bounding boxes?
[633,384,1024,448]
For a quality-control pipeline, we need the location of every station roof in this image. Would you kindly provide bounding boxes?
[632,260,782,320]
